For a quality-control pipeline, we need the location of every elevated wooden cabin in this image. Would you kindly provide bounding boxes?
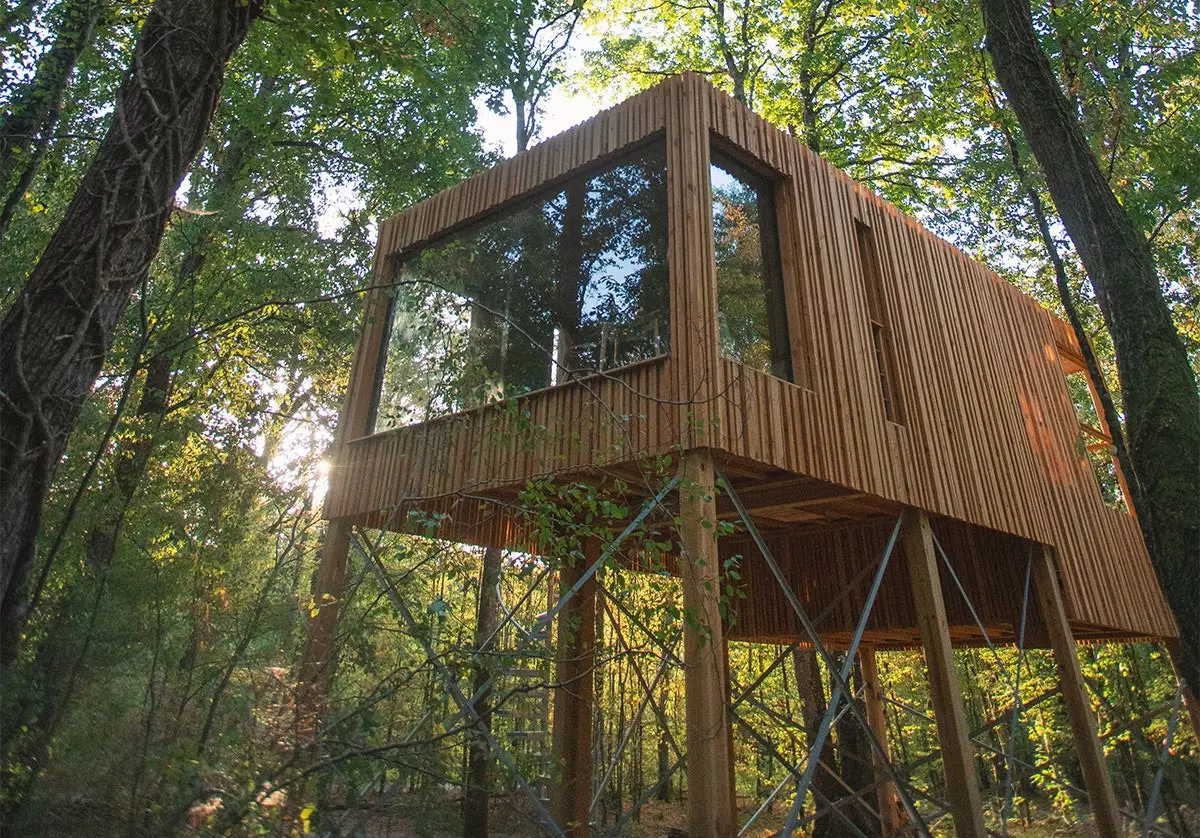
[313,73,1177,837]
[323,73,1174,649]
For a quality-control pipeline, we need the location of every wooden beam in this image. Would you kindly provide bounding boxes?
[1031,546,1122,838]
[903,507,986,838]
[680,450,736,838]
[667,74,721,449]
[550,542,597,837]
[860,645,900,838]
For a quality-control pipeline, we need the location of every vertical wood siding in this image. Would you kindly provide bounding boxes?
[323,74,1175,641]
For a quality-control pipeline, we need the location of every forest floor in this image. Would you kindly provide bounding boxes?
[323,791,1178,838]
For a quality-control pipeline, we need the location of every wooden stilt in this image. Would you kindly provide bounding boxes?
[550,542,597,837]
[860,645,900,838]
[679,450,736,838]
[903,507,986,838]
[723,638,737,814]
[297,518,352,726]
[1032,546,1122,838]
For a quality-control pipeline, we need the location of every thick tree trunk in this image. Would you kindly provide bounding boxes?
[74,73,277,578]
[792,647,843,838]
[463,546,504,837]
[0,0,104,241]
[981,0,1200,696]
[0,0,262,666]
[832,658,879,835]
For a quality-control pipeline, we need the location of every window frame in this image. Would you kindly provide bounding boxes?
[709,144,795,384]
[367,136,671,433]
[853,218,904,425]
[1057,353,1132,512]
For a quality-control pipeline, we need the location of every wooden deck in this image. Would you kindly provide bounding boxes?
[324,74,1175,644]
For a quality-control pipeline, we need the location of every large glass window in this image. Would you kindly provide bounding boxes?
[712,155,792,381]
[373,142,669,431]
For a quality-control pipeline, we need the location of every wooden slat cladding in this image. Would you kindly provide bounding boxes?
[376,85,669,265]
[700,77,1171,638]
[721,517,1152,649]
[324,358,678,519]
[326,73,1174,642]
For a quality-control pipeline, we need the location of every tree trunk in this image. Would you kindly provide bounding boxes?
[981,0,1200,696]
[463,546,504,837]
[832,658,879,835]
[0,0,104,242]
[75,72,278,580]
[82,348,175,577]
[0,0,263,666]
[792,647,843,838]
[514,93,531,154]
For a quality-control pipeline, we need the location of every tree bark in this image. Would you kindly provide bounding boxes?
[792,647,843,838]
[463,546,504,837]
[0,0,104,242]
[981,0,1200,696]
[0,0,263,666]
[832,657,879,835]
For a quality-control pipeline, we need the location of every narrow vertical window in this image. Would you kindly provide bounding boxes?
[711,155,792,382]
[1062,366,1130,511]
[854,220,901,423]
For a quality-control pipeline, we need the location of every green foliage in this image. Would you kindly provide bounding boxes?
[2,0,1198,832]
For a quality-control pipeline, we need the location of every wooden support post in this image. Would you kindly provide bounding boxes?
[903,507,986,838]
[860,645,900,838]
[297,518,352,731]
[723,638,737,813]
[551,542,597,837]
[679,450,736,838]
[1032,546,1122,838]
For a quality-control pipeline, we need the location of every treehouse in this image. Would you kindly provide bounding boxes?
[314,74,1176,837]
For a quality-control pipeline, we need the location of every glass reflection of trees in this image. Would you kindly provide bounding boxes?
[712,158,792,382]
[374,143,669,431]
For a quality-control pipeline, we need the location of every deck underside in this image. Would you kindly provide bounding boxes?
[342,451,1161,649]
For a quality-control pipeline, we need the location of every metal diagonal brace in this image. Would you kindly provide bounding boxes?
[530,474,680,644]
[452,475,682,737]
[713,464,928,838]
[1142,681,1184,838]
[589,627,682,814]
[775,513,900,832]
[732,698,873,838]
[353,534,565,838]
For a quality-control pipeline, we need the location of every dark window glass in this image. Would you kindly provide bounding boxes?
[711,157,791,381]
[373,143,668,431]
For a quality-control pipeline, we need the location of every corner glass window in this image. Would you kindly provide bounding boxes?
[712,155,792,381]
[373,142,669,431]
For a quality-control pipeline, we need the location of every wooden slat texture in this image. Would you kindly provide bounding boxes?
[679,451,737,837]
[904,508,987,838]
[323,73,1175,644]
[1032,545,1123,836]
